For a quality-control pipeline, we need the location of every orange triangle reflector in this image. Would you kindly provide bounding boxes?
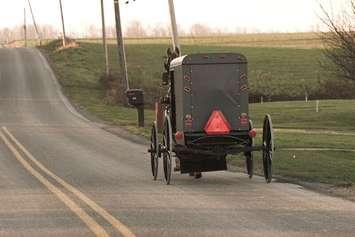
[204,110,231,135]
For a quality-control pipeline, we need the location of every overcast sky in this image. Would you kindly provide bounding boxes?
[0,0,350,34]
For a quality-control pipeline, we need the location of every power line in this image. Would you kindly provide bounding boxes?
[24,7,27,47]
[100,0,110,76]
[114,0,129,95]
[27,0,42,45]
[59,0,67,47]
[168,0,180,56]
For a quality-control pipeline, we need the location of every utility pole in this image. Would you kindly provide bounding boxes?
[27,0,41,45]
[59,0,67,47]
[113,0,129,102]
[100,0,110,76]
[168,0,180,56]
[24,7,27,47]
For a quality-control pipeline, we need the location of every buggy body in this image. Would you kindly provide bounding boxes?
[149,53,274,184]
[170,53,250,145]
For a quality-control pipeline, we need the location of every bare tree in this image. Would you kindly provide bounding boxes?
[125,20,147,38]
[106,26,117,38]
[0,26,23,42]
[253,71,275,101]
[151,24,169,37]
[0,24,59,43]
[320,1,355,81]
[88,25,100,38]
[189,23,212,36]
[1,28,11,42]
[40,25,58,39]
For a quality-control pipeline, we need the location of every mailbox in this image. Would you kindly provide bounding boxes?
[126,89,144,107]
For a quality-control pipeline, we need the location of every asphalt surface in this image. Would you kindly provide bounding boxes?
[0,48,355,237]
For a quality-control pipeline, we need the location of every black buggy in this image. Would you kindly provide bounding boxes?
[149,51,275,185]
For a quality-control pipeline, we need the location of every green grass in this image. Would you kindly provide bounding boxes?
[229,151,355,185]
[41,37,355,105]
[274,132,355,149]
[250,100,355,131]
[39,34,355,186]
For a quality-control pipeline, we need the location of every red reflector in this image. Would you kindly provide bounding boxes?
[204,110,231,135]
[248,129,257,138]
[175,131,184,141]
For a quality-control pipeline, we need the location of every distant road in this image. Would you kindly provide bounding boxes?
[0,48,355,237]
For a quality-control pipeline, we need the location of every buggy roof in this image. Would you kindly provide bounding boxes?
[170,53,247,68]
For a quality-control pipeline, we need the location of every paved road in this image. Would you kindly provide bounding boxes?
[1,48,355,237]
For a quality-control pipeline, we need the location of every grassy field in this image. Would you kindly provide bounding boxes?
[39,34,355,187]
[42,35,355,105]
[83,32,324,49]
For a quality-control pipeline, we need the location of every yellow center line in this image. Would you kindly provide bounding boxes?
[2,127,136,237]
[0,130,109,237]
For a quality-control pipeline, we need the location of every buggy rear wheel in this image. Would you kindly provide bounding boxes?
[262,114,274,183]
[245,120,254,179]
[150,122,159,180]
[163,116,173,185]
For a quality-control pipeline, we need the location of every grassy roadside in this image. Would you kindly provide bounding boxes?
[39,38,355,187]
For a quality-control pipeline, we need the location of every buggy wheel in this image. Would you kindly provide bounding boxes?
[163,116,173,185]
[150,122,159,180]
[262,115,274,183]
[245,120,254,179]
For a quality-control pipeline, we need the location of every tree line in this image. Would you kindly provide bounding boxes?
[0,21,258,43]
[0,25,59,43]
[83,21,241,38]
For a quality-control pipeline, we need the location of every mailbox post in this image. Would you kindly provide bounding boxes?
[126,89,145,127]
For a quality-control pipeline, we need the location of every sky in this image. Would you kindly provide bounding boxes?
[0,0,351,34]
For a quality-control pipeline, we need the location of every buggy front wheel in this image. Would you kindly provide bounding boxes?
[150,122,159,180]
[262,114,274,183]
[163,116,173,185]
